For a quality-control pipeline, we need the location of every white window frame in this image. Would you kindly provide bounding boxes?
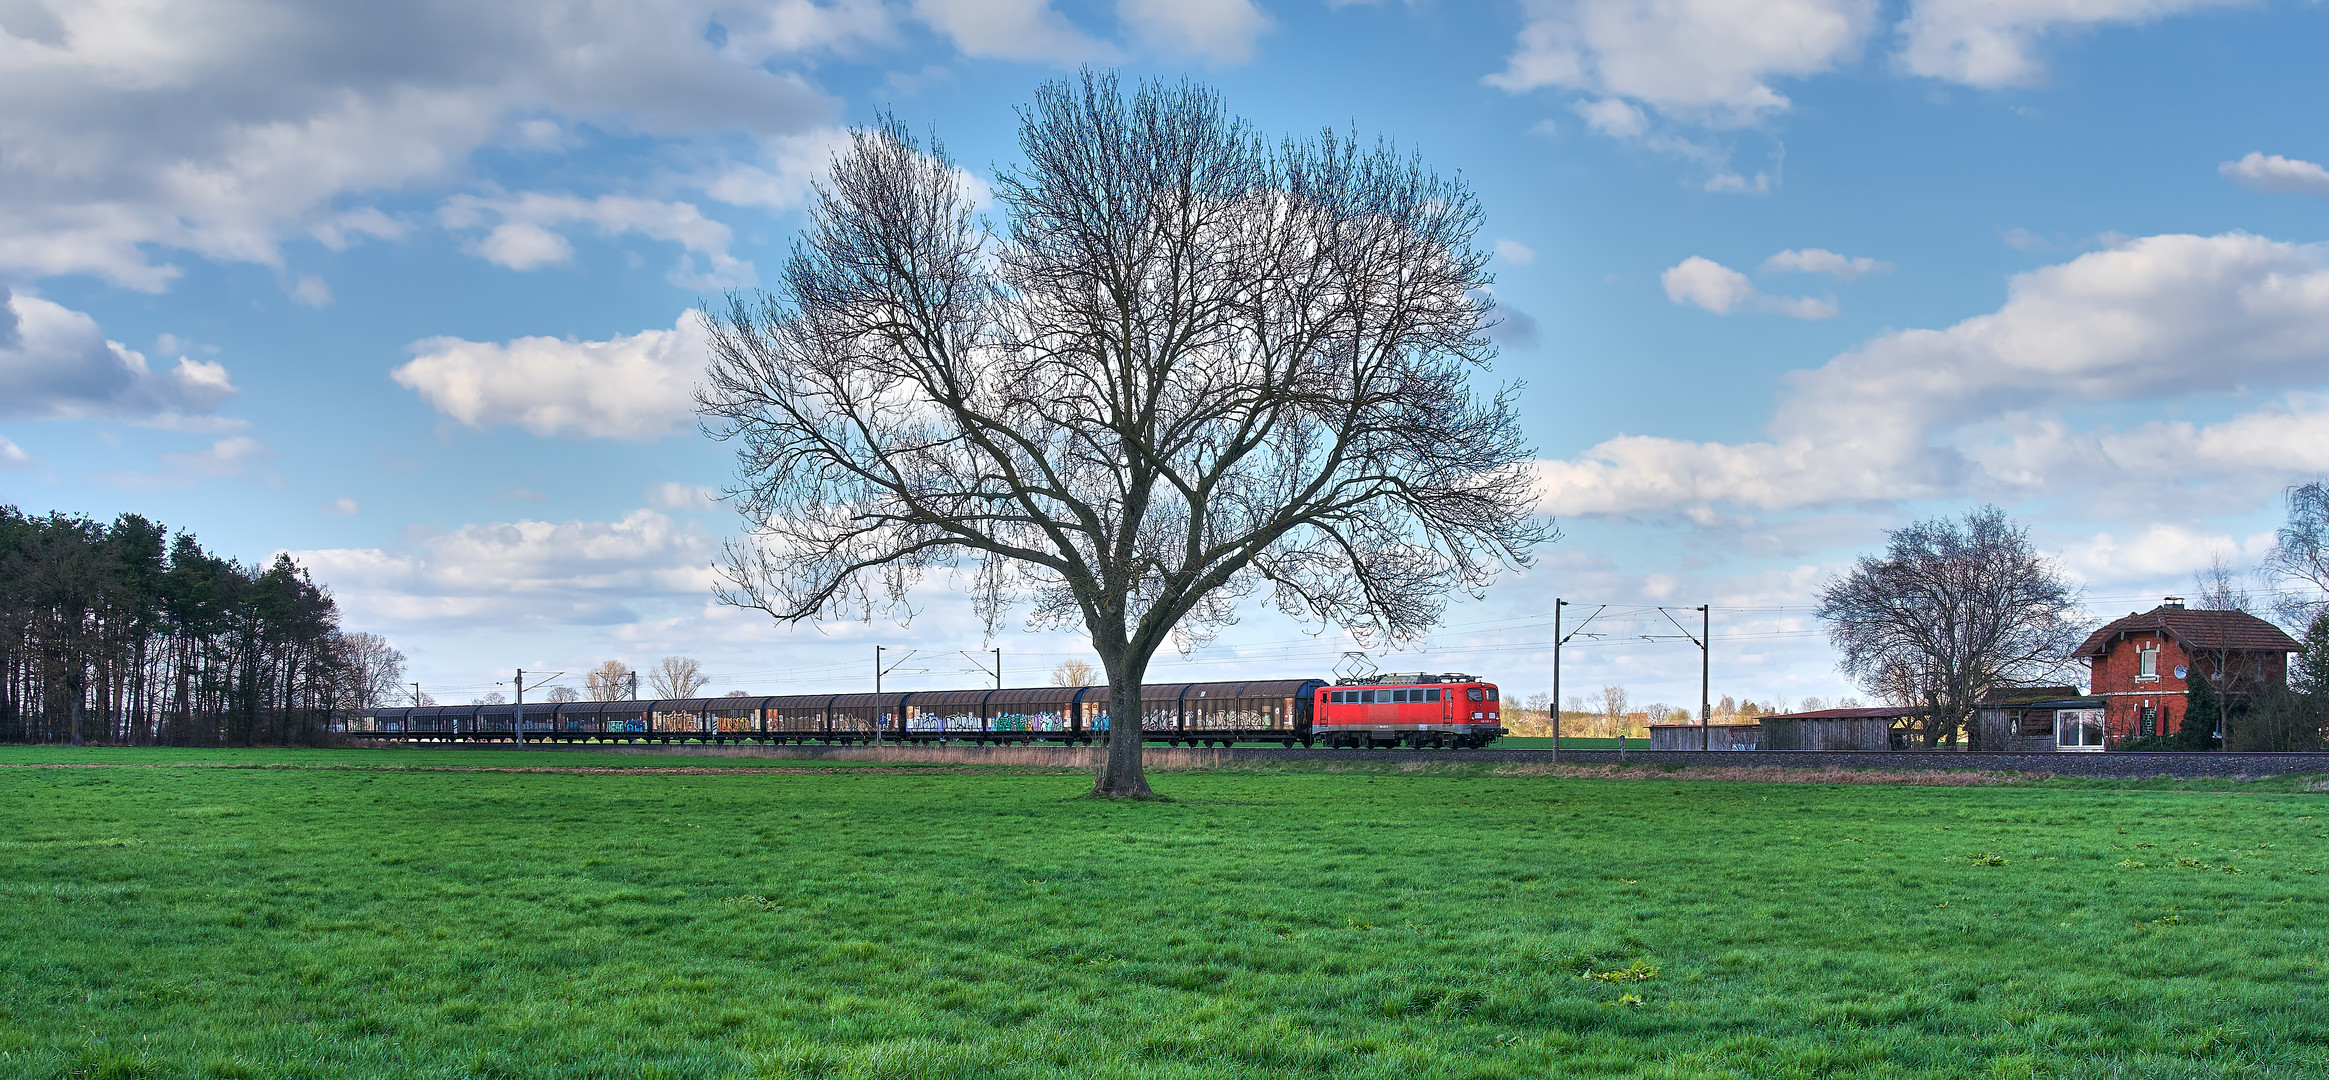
[2136,644,2159,682]
[2055,708,2106,751]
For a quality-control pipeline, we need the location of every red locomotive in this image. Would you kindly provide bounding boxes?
[1312,673,1504,749]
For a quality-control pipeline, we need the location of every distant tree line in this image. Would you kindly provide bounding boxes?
[0,506,391,745]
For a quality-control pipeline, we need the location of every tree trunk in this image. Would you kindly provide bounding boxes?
[1092,652,1152,798]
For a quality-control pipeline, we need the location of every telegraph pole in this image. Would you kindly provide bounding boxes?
[1701,605,1712,751]
[1554,602,1606,761]
[513,670,525,747]
[874,647,917,744]
[1552,600,1565,763]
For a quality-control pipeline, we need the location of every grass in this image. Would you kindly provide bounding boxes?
[3,748,2326,1079]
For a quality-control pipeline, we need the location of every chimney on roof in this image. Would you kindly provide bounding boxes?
[2162,596,2185,609]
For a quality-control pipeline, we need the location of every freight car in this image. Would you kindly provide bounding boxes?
[340,673,1505,748]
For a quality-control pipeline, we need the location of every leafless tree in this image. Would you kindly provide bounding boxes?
[1797,695,1827,712]
[587,660,633,701]
[336,631,406,709]
[545,685,580,703]
[2265,480,2329,627]
[2194,552,2255,614]
[1050,659,1097,687]
[649,656,707,699]
[476,691,506,706]
[699,72,1548,797]
[1817,506,2083,747]
[1600,685,1627,725]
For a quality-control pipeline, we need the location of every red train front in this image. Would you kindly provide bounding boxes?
[1312,673,1504,749]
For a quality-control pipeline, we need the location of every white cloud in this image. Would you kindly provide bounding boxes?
[2220,152,2329,199]
[701,128,851,212]
[1495,239,1537,265]
[1661,256,1837,318]
[910,0,1114,62]
[328,495,360,516]
[0,437,33,470]
[0,288,238,421]
[644,481,720,511]
[298,508,716,626]
[1544,233,2329,516]
[290,274,334,307]
[310,207,411,251]
[1488,0,1877,125]
[1898,0,2241,88]
[1117,0,1270,63]
[393,311,706,441]
[1573,97,1648,138]
[2057,524,2275,587]
[0,0,846,290]
[1760,247,1891,280]
[439,193,753,288]
[100,435,274,491]
[161,436,271,477]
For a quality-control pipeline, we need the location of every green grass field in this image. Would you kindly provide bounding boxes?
[4,748,2325,1079]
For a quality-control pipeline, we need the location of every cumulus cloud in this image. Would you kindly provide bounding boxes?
[911,0,1115,62]
[1661,256,1836,318]
[327,495,360,516]
[1495,239,1537,265]
[0,0,848,290]
[0,289,238,421]
[644,481,720,511]
[2058,524,2275,587]
[1488,0,1877,125]
[1543,233,2329,516]
[0,437,33,470]
[2220,153,2329,199]
[1760,248,1891,280]
[438,194,753,288]
[297,508,715,626]
[393,311,706,441]
[1898,0,2241,88]
[1118,0,1270,63]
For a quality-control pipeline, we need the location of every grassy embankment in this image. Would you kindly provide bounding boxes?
[3,746,2325,1078]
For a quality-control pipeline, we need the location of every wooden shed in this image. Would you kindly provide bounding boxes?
[1648,722,1763,749]
[1755,706,1927,750]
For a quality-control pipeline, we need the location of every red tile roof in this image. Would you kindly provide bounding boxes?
[2072,606,2301,659]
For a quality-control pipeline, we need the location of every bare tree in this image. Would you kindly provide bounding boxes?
[1050,659,1098,687]
[2194,552,2255,613]
[546,685,580,703]
[336,631,406,709]
[587,660,633,701]
[1817,506,2083,748]
[1600,685,1628,726]
[2266,480,2329,627]
[648,656,707,699]
[699,72,1547,797]
[1797,695,1827,712]
[476,691,506,705]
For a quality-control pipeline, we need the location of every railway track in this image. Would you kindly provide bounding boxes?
[345,739,2329,779]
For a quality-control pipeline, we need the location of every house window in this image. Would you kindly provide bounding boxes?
[2137,645,2159,680]
[2056,709,2106,750]
[2139,706,2156,737]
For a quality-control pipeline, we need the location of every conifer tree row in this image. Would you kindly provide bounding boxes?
[0,505,372,745]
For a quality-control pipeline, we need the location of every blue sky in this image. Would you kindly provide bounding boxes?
[5,0,2327,709]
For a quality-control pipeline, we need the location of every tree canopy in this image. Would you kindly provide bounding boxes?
[1816,506,2082,748]
[0,505,365,744]
[698,71,1548,795]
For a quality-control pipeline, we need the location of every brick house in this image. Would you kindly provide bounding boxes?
[2070,599,2301,745]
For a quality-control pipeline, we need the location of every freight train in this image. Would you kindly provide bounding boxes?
[340,672,1505,749]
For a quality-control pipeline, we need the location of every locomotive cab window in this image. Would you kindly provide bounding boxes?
[1486,687,1498,701]
[1467,688,1483,701]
